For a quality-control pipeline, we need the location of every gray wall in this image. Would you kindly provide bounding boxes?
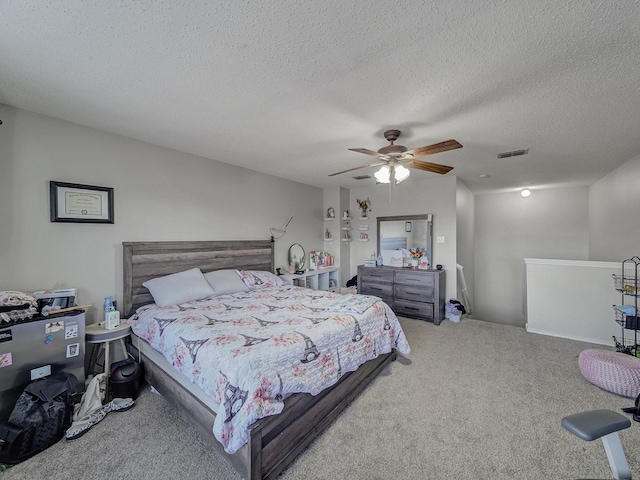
[0,105,323,324]
[455,180,474,309]
[348,176,458,299]
[4,103,640,330]
[473,187,589,326]
[588,154,640,261]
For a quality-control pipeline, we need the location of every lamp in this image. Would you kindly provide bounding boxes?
[269,216,293,242]
[374,165,390,183]
[394,164,410,183]
[374,164,410,185]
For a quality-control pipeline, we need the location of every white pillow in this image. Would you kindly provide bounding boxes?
[143,268,214,307]
[203,269,250,295]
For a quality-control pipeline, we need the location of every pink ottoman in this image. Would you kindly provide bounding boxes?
[579,349,640,398]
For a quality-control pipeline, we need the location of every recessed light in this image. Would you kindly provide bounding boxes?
[521,188,531,197]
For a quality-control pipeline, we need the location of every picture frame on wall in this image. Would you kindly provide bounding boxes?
[49,181,114,223]
[405,221,412,232]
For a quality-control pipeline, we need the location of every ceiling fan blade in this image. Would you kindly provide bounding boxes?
[328,162,386,177]
[406,159,454,175]
[348,148,388,159]
[403,139,462,158]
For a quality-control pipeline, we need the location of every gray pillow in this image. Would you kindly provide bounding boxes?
[203,269,250,295]
[143,268,214,307]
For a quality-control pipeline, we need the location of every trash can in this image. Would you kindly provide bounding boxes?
[110,358,145,399]
[445,299,466,323]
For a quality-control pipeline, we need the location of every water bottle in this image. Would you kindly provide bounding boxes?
[103,296,112,323]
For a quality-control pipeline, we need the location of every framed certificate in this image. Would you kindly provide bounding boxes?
[50,181,114,223]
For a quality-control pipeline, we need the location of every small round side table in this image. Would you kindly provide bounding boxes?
[86,322,131,401]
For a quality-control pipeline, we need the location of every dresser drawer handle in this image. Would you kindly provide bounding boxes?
[405,306,419,311]
[370,286,383,291]
[406,291,420,295]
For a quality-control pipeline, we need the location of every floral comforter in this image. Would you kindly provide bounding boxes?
[128,285,410,454]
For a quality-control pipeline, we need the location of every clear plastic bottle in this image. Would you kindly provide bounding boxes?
[103,296,112,323]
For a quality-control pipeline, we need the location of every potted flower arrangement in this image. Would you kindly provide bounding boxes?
[409,250,422,268]
[356,197,371,218]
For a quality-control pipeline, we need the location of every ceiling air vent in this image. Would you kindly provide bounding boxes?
[497,148,529,159]
[352,175,372,180]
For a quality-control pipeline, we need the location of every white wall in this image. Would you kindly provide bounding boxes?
[474,187,589,327]
[5,104,639,331]
[456,179,474,311]
[525,259,621,345]
[588,154,640,261]
[0,105,323,324]
[348,175,458,299]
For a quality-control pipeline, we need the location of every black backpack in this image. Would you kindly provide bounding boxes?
[0,372,78,464]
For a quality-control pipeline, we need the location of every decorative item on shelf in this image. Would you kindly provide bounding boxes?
[356,197,371,219]
[325,228,333,241]
[359,232,369,241]
[359,224,369,231]
[309,251,335,270]
[342,221,351,230]
[410,249,422,269]
[326,207,335,219]
[288,243,305,274]
[342,231,352,242]
[343,210,350,220]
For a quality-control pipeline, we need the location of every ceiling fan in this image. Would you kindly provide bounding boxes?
[329,129,462,184]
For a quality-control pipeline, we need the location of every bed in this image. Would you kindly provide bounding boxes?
[122,240,409,480]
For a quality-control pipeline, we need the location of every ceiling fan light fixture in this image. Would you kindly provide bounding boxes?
[375,165,390,184]
[394,164,410,183]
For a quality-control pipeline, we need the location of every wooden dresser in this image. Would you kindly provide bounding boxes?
[357,265,446,325]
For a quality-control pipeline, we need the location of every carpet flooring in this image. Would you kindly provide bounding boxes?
[2,317,639,479]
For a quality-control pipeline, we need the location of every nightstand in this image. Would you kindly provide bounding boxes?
[86,322,131,401]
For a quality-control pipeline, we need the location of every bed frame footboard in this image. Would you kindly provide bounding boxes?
[137,345,396,480]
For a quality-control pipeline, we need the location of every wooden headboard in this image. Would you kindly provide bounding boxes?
[122,240,274,318]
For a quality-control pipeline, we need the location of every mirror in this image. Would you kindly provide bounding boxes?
[377,214,433,265]
[288,243,306,273]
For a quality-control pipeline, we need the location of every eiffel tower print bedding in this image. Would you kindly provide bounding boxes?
[128,283,410,454]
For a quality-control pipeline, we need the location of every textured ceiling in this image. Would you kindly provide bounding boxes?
[2,1,640,194]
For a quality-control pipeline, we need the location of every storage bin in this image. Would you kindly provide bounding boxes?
[110,359,145,399]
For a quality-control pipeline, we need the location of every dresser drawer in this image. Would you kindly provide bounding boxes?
[360,282,393,298]
[359,268,394,283]
[394,284,434,302]
[394,271,435,288]
[394,299,434,319]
